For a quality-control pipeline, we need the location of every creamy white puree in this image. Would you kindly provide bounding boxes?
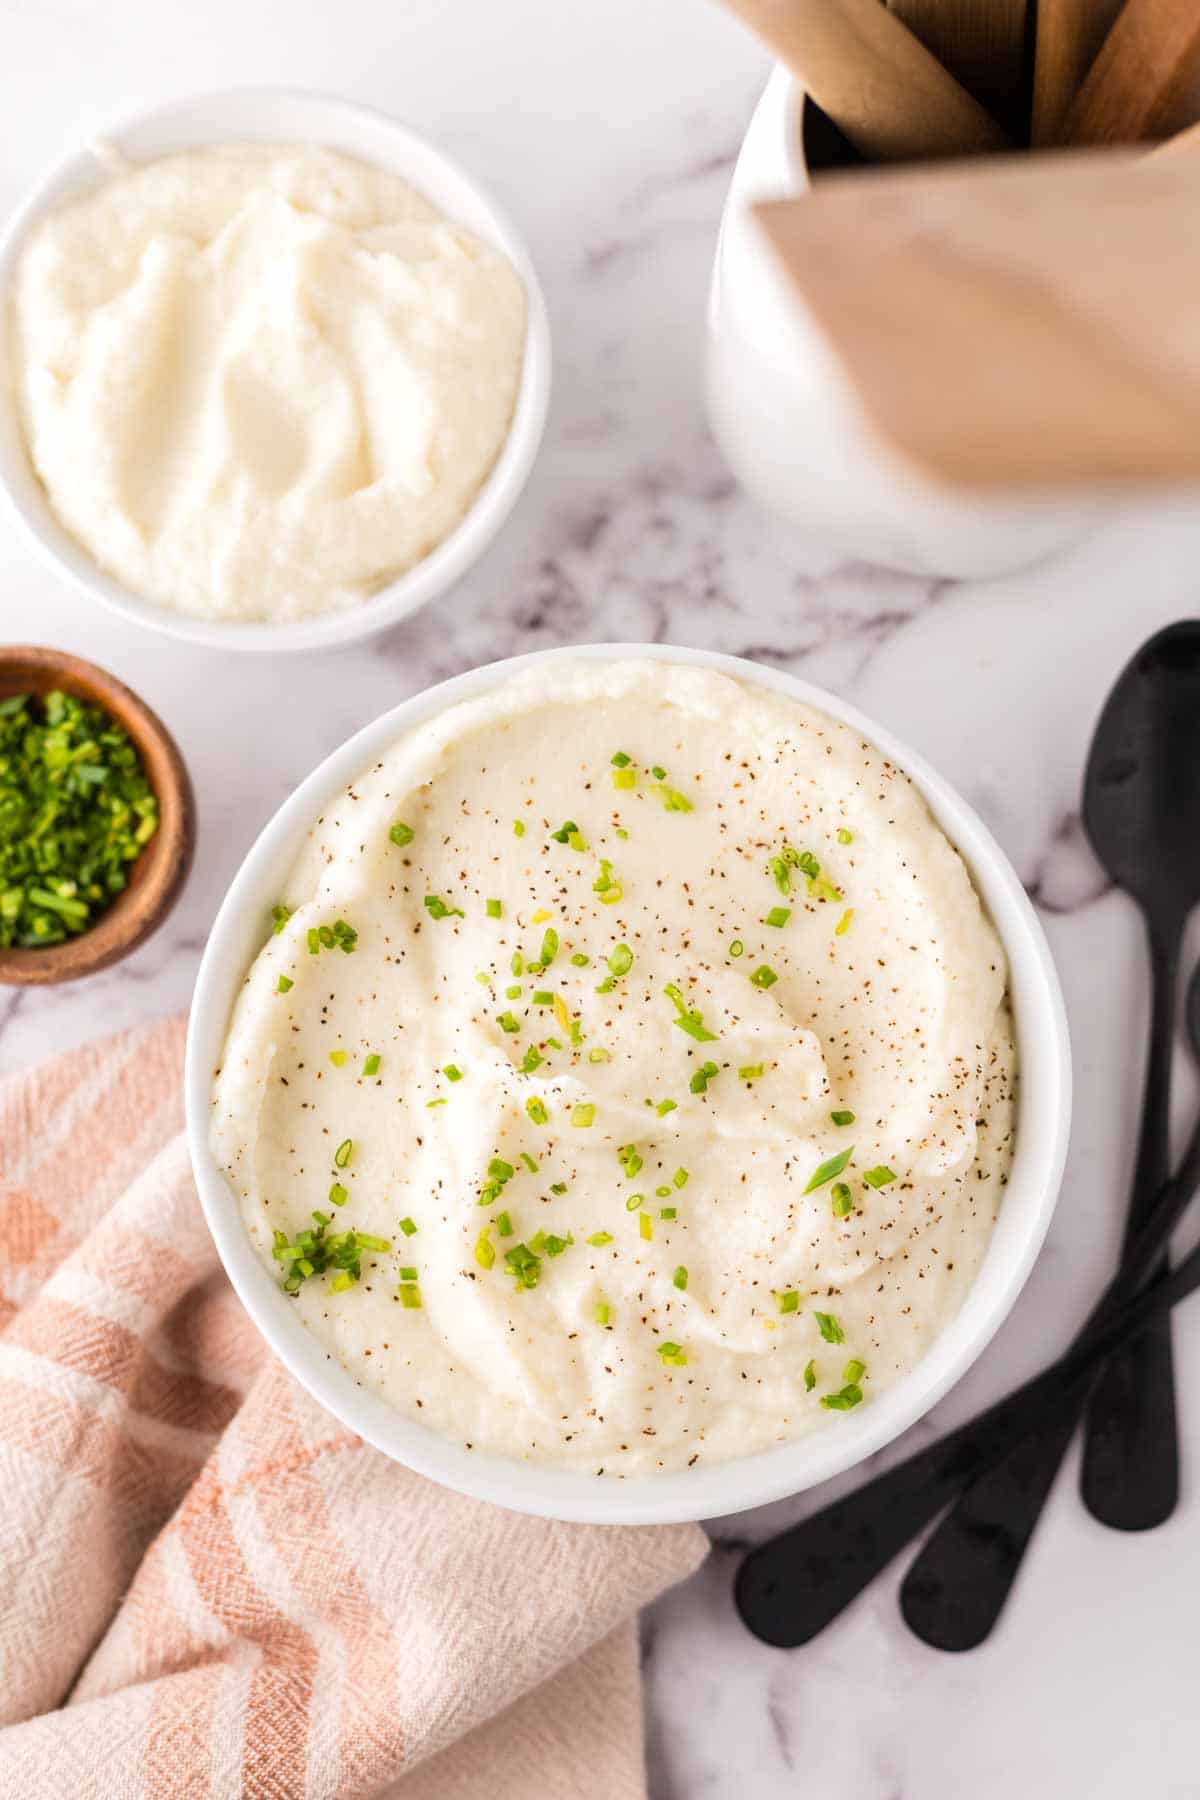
[10,143,526,622]
[211,659,1016,1476]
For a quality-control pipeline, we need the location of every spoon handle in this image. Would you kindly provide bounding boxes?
[1081,909,1180,1529]
[736,1221,1200,1648]
[899,911,1183,1649]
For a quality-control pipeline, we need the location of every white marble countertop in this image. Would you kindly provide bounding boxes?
[5,4,1200,1794]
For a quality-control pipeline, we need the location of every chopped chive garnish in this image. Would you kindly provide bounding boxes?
[525,1096,549,1125]
[521,1153,538,1175]
[664,981,718,1042]
[613,767,637,790]
[587,1230,614,1246]
[427,1098,447,1108]
[399,1217,417,1236]
[551,819,579,844]
[619,1144,643,1179]
[673,1265,688,1290]
[611,751,632,768]
[660,1205,677,1220]
[729,939,745,958]
[550,1181,567,1195]
[689,1061,719,1095]
[398,1282,422,1309]
[504,1242,542,1291]
[544,1232,573,1257]
[276,974,293,993]
[804,1145,854,1194]
[329,1050,348,1067]
[804,1359,817,1392]
[658,787,693,813]
[837,827,853,845]
[656,1097,678,1116]
[821,1383,864,1411]
[271,904,291,934]
[814,1311,845,1345]
[775,1290,799,1315]
[588,1047,611,1063]
[498,1011,520,1034]
[843,1358,866,1385]
[496,1210,514,1237]
[399,1265,418,1282]
[750,965,778,990]
[424,895,464,921]
[593,859,621,902]
[513,819,526,837]
[673,1168,689,1189]
[571,1103,596,1128]
[831,1110,855,1126]
[639,1213,653,1241]
[435,1064,459,1084]
[486,897,502,919]
[328,1183,348,1207]
[571,952,590,968]
[608,942,634,977]
[506,984,522,999]
[738,1063,764,1081]
[863,1166,897,1188]
[657,1340,687,1366]
[651,765,667,782]
[389,821,415,847]
[521,1046,543,1073]
[625,1193,644,1211]
[595,1301,611,1326]
[333,1138,353,1169]
[362,1053,381,1077]
[475,1230,496,1270]
[532,989,553,1007]
[539,927,559,967]
[763,906,791,929]
[832,1182,853,1218]
[835,909,854,936]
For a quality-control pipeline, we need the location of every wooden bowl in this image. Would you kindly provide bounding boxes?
[0,647,194,985]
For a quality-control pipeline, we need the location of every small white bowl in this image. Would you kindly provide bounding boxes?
[186,644,1071,1524]
[0,88,551,654]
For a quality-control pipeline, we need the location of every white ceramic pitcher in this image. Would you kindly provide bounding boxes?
[706,68,1098,578]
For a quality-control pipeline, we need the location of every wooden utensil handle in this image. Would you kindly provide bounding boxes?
[889,0,1028,137]
[1033,0,1125,145]
[1064,0,1200,144]
[722,0,1009,161]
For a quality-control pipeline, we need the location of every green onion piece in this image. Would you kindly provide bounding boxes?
[729,939,745,958]
[399,1217,417,1237]
[399,1265,418,1282]
[611,751,632,768]
[609,942,633,977]
[656,1098,678,1116]
[363,1053,381,1077]
[658,787,693,813]
[750,965,779,990]
[496,1210,514,1237]
[506,984,522,999]
[689,1061,719,1095]
[475,1230,496,1270]
[427,1098,447,1108]
[595,1301,612,1325]
[532,989,553,1007]
[863,1166,897,1188]
[389,821,415,847]
[673,1167,689,1188]
[660,1205,677,1220]
[329,1050,347,1067]
[520,1151,538,1173]
[837,828,853,845]
[330,1270,355,1292]
[587,1230,614,1246]
[539,928,559,967]
[831,1182,853,1218]
[651,765,667,782]
[763,906,791,929]
[513,819,526,837]
[803,1145,854,1194]
[398,1282,423,1309]
[550,1182,567,1196]
[625,1193,644,1211]
[657,1340,688,1366]
[486,898,502,919]
[271,904,291,934]
[664,981,718,1042]
[738,1063,764,1081]
[571,951,590,967]
[843,1358,866,1384]
[588,1047,611,1064]
[333,1138,353,1170]
[498,1011,520,1034]
[276,975,293,993]
[821,1383,864,1411]
[835,909,854,937]
[424,895,465,921]
[831,1109,855,1126]
[571,1103,596,1128]
[526,1096,549,1125]
[814,1311,845,1345]
[673,1265,688,1290]
[618,1144,643,1179]
[776,1290,799,1315]
[328,1183,348,1207]
[504,1242,542,1291]
[804,1359,817,1392]
[544,1232,573,1257]
[613,767,637,790]
[639,1213,653,1241]
[521,1046,543,1073]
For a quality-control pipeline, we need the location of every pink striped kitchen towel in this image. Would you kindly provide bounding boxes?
[0,1017,707,1798]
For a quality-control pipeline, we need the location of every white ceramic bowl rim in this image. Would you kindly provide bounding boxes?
[185,644,1071,1525]
[0,86,551,654]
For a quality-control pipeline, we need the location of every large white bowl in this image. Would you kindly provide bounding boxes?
[186,644,1071,1524]
[0,88,551,654]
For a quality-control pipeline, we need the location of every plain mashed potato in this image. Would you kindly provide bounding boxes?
[210,659,1017,1477]
[10,142,526,622]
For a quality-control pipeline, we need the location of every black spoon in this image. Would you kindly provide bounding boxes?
[734,956,1200,1650]
[895,622,1200,1650]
